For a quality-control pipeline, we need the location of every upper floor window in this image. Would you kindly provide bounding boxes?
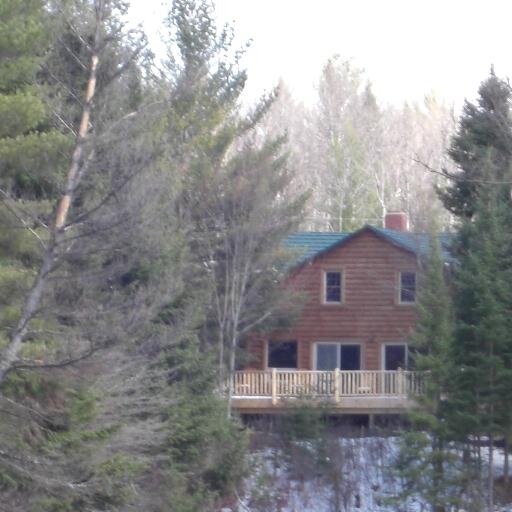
[399,271,416,303]
[324,270,342,303]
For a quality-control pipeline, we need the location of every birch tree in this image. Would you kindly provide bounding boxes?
[260,62,456,232]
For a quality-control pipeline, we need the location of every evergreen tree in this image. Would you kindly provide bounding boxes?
[165,337,248,511]
[0,2,162,509]
[394,234,468,512]
[438,70,512,218]
[0,0,70,199]
[447,181,512,509]
[158,0,306,402]
[0,0,71,369]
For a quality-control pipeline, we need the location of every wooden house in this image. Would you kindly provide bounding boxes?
[231,212,453,416]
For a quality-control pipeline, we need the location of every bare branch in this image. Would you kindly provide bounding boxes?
[0,396,54,424]
[0,1,105,383]
[52,110,78,137]
[238,310,272,335]
[9,345,98,373]
[99,43,147,90]
[0,187,49,230]
[413,156,512,185]
[0,449,89,490]
[0,189,47,249]
[63,163,148,230]
[45,68,84,106]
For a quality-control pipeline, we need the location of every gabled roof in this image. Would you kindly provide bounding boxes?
[285,225,455,265]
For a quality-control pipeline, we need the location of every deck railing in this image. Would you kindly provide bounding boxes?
[232,369,423,405]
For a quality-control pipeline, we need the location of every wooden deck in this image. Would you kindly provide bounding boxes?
[231,369,423,414]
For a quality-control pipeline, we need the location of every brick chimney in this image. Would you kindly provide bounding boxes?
[384,211,409,231]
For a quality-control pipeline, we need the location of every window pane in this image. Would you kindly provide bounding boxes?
[385,345,406,370]
[340,345,361,370]
[325,271,342,302]
[326,272,341,286]
[268,341,297,368]
[316,344,337,370]
[400,272,416,302]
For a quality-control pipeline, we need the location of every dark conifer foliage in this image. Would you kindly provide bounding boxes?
[394,235,466,512]
[439,70,512,218]
[435,71,512,510]
[395,71,512,511]
[0,1,298,510]
[447,183,512,507]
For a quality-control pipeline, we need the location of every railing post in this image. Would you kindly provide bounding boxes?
[398,367,404,395]
[334,368,340,403]
[271,367,277,405]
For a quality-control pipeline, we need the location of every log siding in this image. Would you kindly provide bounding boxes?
[247,229,418,371]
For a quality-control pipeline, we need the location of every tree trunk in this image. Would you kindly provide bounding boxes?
[218,325,225,385]
[504,436,509,484]
[488,433,494,512]
[0,248,54,381]
[432,436,446,512]
[226,333,237,418]
[0,1,102,385]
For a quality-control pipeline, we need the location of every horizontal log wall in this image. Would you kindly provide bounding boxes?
[246,230,418,370]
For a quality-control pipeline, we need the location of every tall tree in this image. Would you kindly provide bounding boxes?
[0,0,151,381]
[439,70,512,219]
[313,57,380,230]
[394,234,464,512]
[436,71,512,510]
[0,0,71,357]
[448,182,512,510]
[260,63,456,232]
[0,1,255,510]
[0,2,166,509]
[158,0,306,405]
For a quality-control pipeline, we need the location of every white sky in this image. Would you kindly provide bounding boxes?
[129,0,512,109]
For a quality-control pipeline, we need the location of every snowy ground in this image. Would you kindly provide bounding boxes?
[234,435,512,512]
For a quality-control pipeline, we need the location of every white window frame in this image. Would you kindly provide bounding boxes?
[322,269,343,304]
[313,341,362,370]
[381,342,409,370]
[398,270,416,304]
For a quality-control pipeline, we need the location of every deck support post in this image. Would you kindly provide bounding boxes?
[334,368,340,403]
[271,367,277,405]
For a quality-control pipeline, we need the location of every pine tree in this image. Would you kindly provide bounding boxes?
[158,0,306,406]
[435,70,512,508]
[0,0,70,357]
[0,0,71,197]
[447,179,512,510]
[394,233,467,512]
[0,1,255,510]
[438,70,512,218]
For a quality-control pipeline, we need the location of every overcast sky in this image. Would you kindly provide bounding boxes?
[129,0,512,109]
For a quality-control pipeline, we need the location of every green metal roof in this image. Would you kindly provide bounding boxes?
[284,232,350,262]
[285,226,455,265]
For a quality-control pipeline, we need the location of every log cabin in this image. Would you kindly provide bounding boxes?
[231,212,454,418]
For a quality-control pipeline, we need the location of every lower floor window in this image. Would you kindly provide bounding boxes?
[383,343,408,370]
[267,340,297,368]
[315,342,361,370]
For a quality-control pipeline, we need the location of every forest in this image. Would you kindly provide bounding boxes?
[1,0,512,511]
